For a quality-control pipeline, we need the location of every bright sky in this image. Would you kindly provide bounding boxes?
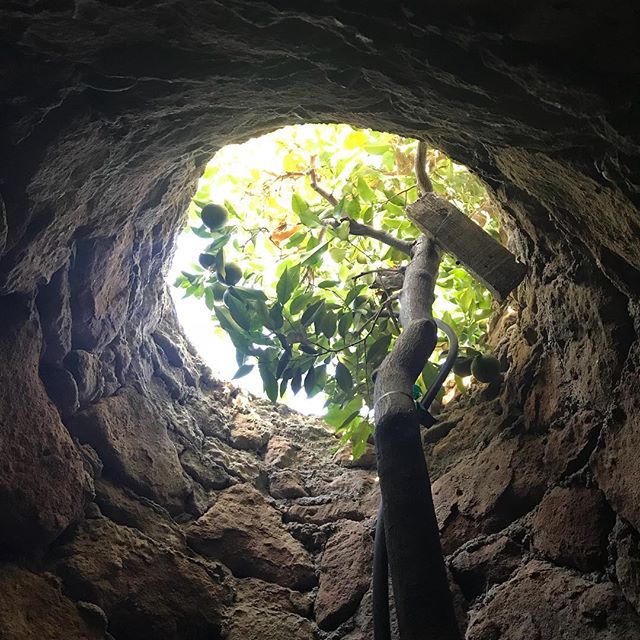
[166,124,485,417]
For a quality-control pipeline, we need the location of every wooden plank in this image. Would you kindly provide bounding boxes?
[407,193,527,300]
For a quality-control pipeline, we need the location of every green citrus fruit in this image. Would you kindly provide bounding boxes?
[198,253,217,269]
[452,356,473,378]
[201,204,228,230]
[221,263,243,286]
[471,354,501,383]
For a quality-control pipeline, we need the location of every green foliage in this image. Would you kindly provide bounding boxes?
[173,124,500,457]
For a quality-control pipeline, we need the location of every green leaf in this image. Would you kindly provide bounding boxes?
[367,334,392,368]
[206,233,231,254]
[345,284,367,307]
[287,230,308,247]
[384,202,405,217]
[276,352,291,378]
[337,410,360,433]
[225,295,253,332]
[318,280,340,289]
[322,312,337,339]
[223,199,238,217]
[269,303,284,330]
[364,143,392,155]
[315,364,327,391]
[343,197,360,218]
[214,305,245,336]
[335,362,353,393]
[276,266,300,304]
[259,360,279,403]
[229,286,267,302]
[291,193,308,216]
[204,287,215,310]
[460,288,474,313]
[299,344,318,355]
[382,150,395,171]
[190,225,213,238]
[290,293,312,315]
[301,241,330,266]
[291,371,302,394]
[421,361,445,402]
[351,420,373,459]
[329,246,347,262]
[214,251,225,280]
[299,208,323,228]
[335,220,350,240]
[304,367,316,396]
[301,300,324,326]
[338,313,352,338]
[233,364,254,379]
[357,176,377,203]
[345,130,367,149]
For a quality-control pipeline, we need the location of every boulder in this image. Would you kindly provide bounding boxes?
[0,565,106,640]
[432,434,546,554]
[186,483,316,590]
[467,560,640,639]
[94,479,187,550]
[226,604,318,640]
[531,486,614,571]
[450,533,522,600]
[265,435,300,468]
[315,520,373,630]
[233,577,314,618]
[54,518,232,640]
[270,469,308,499]
[67,386,190,514]
[36,263,72,365]
[229,412,270,451]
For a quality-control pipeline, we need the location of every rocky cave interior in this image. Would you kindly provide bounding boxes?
[1,3,640,639]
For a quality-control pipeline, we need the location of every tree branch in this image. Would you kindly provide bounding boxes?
[415,140,433,195]
[345,218,414,256]
[308,163,414,255]
[398,235,441,326]
[309,166,339,206]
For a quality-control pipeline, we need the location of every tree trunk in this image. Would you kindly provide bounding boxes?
[373,237,461,640]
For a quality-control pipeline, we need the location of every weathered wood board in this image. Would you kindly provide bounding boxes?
[407,193,527,300]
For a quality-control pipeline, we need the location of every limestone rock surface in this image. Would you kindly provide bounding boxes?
[467,561,640,640]
[315,520,373,630]
[54,518,232,640]
[68,385,190,514]
[0,565,106,640]
[0,297,90,550]
[186,483,316,590]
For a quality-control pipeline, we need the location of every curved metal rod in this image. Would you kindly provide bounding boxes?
[373,317,458,640]
[419,318,459,411]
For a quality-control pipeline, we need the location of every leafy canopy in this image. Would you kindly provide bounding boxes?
[174,124,499,457]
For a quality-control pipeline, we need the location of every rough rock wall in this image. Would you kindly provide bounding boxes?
[1,2,640,639]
